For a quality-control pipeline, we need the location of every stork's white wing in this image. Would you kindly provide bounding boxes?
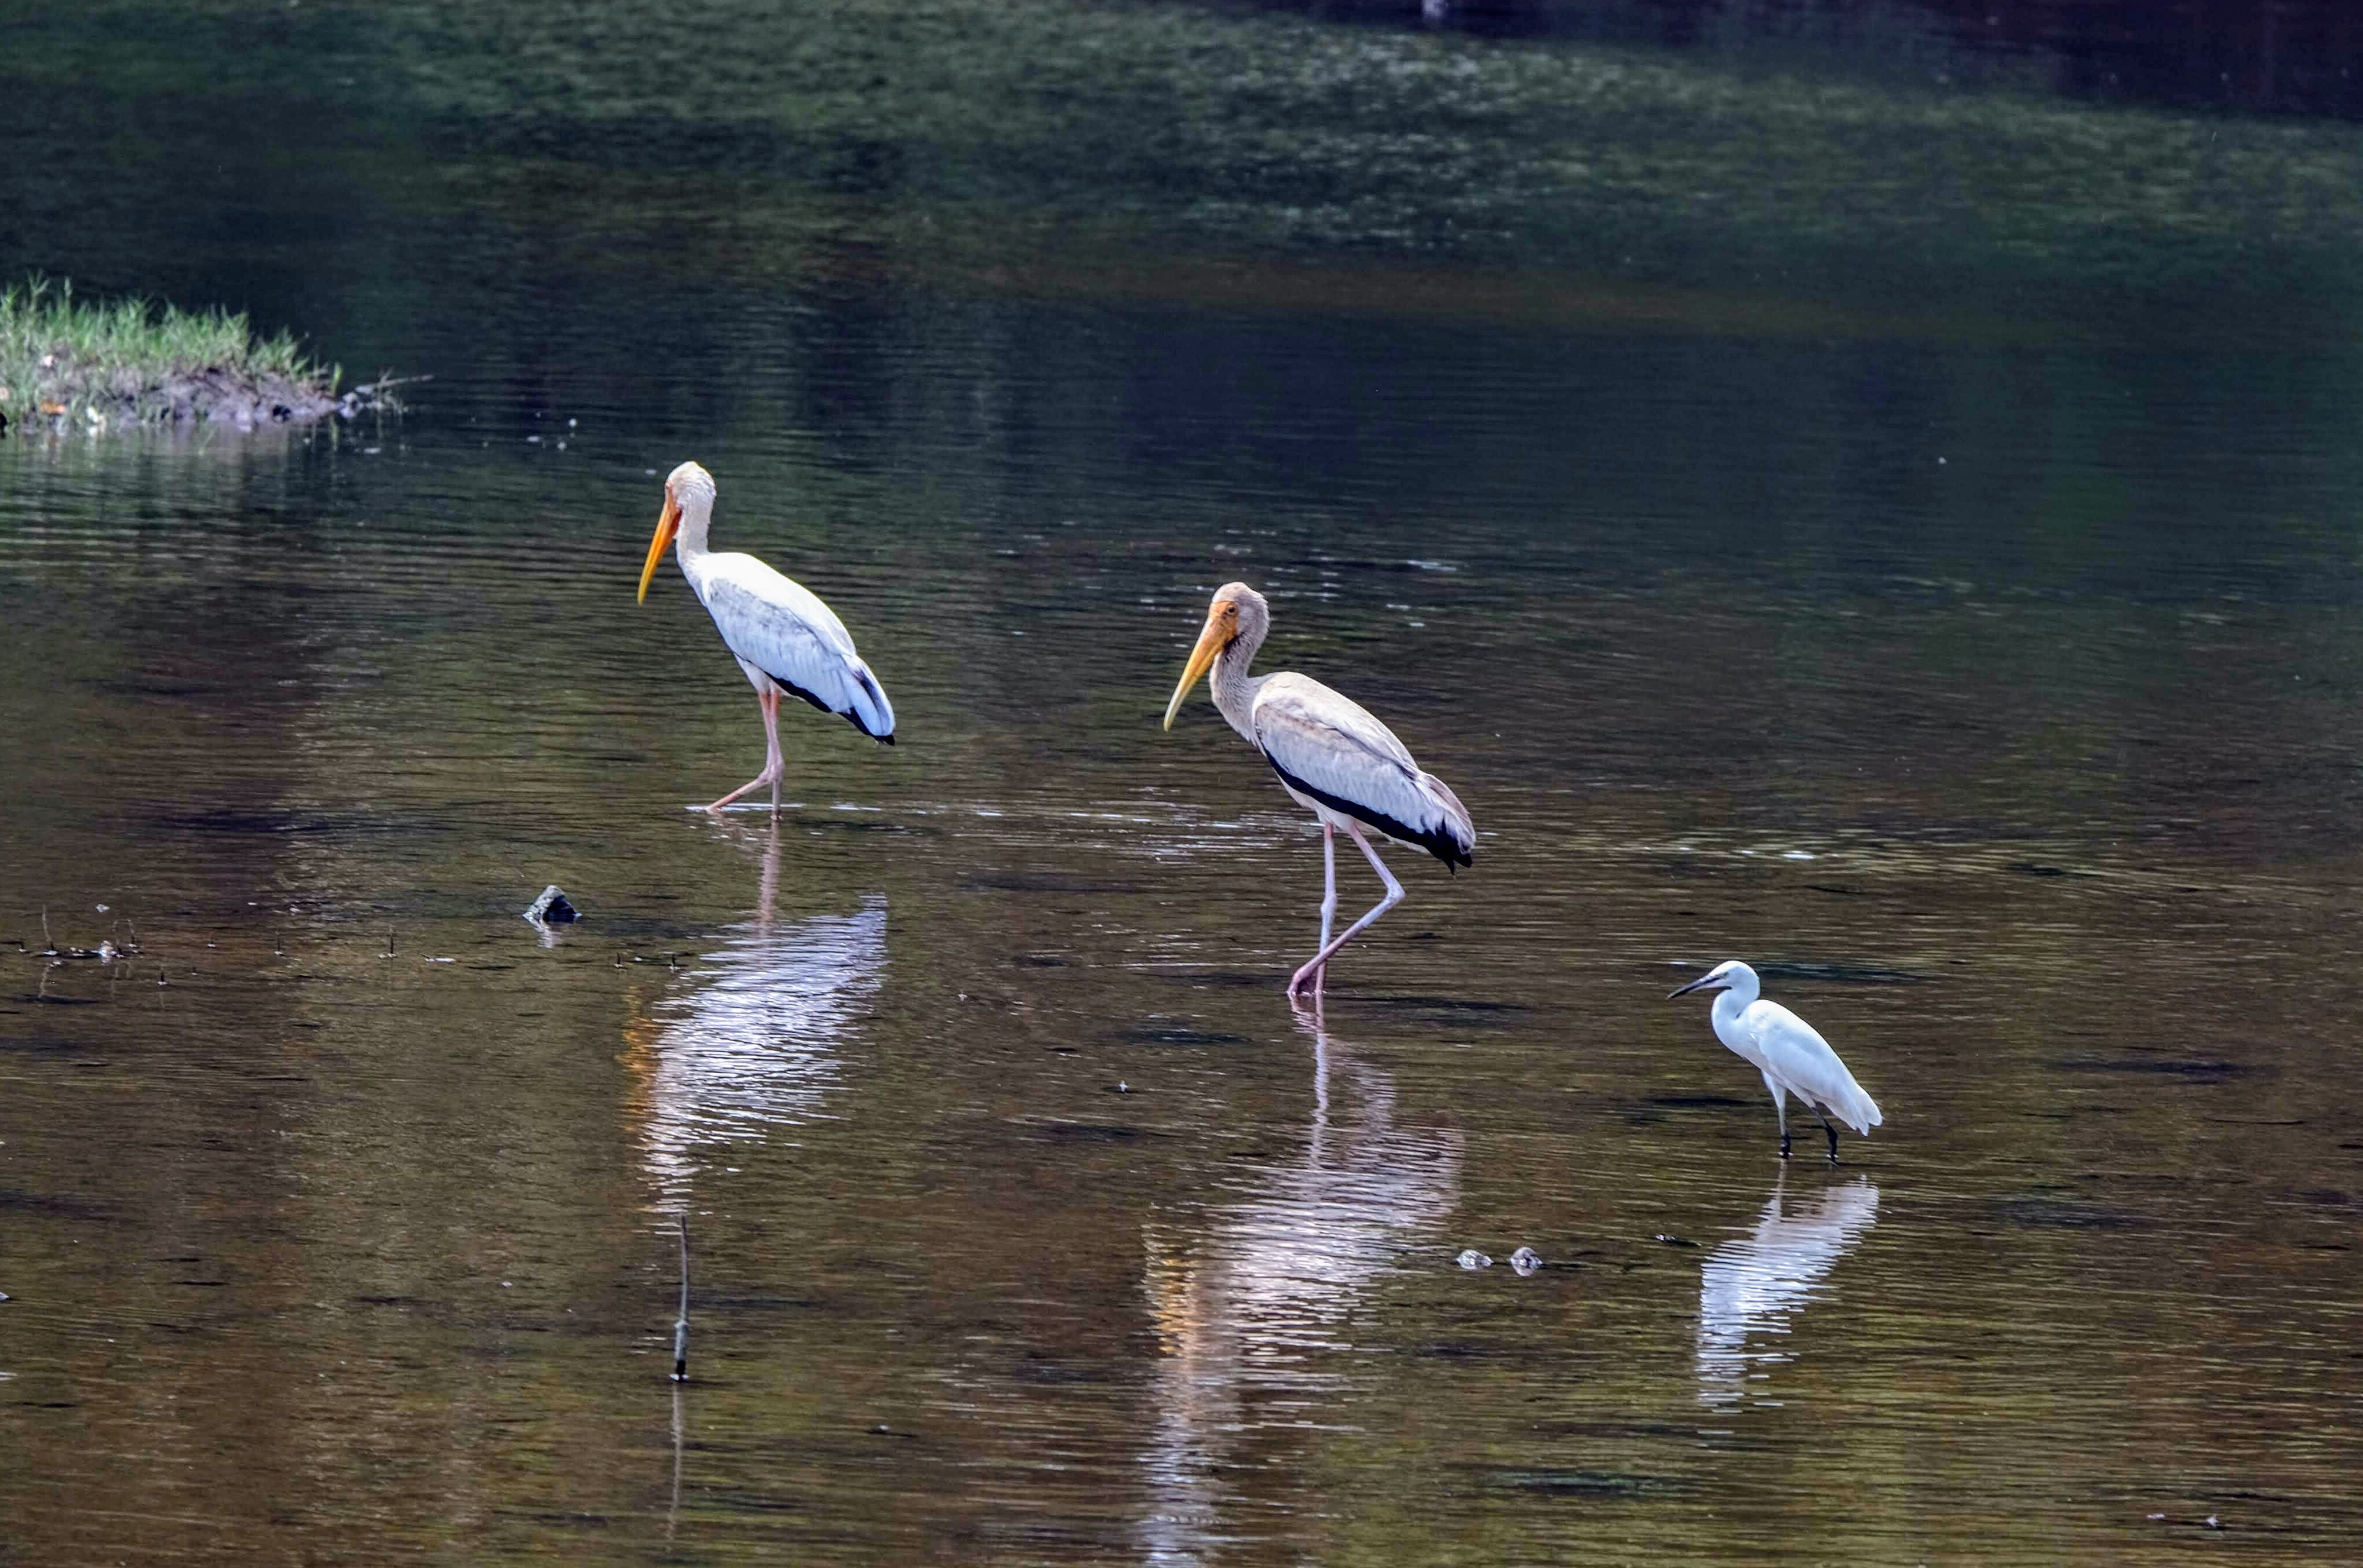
[1743,1001,1881,1133]
[694,553,895,741]
[1249,673,1473,865]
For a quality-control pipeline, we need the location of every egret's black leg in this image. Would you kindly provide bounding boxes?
[1813,1104,1841,1163]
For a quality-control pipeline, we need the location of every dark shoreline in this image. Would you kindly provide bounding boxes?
[1,368,410,438]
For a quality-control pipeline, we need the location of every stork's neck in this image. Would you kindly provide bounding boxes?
[1210,617,1266,742]
[673,494,715,565]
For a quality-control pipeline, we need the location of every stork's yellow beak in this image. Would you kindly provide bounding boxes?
[637,491,682,604]
[1162,607,1233,730]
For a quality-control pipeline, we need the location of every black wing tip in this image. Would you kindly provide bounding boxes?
[841,709,893,743]
[1268,756,1474,871]
[1428,834,1473,871]
[767,666,893,743]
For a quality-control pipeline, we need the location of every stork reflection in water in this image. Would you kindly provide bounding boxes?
[1697,1173,1880,1409]
[1140,1004,1461,1562]
[619,822,887,1206]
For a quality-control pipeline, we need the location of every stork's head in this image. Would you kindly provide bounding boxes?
[1668,959,1756,1000]
[1163,582,1268,730]
[637,462,716,603]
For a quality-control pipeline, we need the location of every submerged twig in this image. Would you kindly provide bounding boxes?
[668,1383,686,1538]
[672,1213,691,1383]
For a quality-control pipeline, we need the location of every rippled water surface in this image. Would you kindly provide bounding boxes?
[4,2,2363,1562]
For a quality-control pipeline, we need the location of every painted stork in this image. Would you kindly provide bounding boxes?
[636,461,895,811]
[1668,961,1883,1159]
[1162,582,1475,1004]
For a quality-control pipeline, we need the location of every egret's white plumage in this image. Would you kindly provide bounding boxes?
[1163,583,1474,1004]
[1668,960,1883,1159]
[637,462,894,811]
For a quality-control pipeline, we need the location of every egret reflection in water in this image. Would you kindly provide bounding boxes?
[1140,1011,1462,1563]
[1696,1175,1880,1410]
[620,825,888,1205]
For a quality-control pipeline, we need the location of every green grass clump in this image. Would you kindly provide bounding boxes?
[0,276,339,432]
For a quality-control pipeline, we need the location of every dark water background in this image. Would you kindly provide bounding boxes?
[3,2,2362,1561]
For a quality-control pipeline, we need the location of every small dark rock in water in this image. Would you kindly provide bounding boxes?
[523,885,579,924]
[1653,1234,1697,1248]
[1509,1246,1541,1276]
[1457,1249,1492,1270]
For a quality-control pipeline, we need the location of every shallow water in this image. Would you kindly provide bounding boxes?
[5,2,2363,1562]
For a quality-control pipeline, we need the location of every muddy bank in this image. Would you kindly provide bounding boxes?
[0,278,411,438]
[1,367,409,437]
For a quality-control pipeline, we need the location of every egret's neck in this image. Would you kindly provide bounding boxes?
[1210,619,1266,742]
[1711,971,1760,1029]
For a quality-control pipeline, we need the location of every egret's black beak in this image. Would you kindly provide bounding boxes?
[1667,975,1714,1000]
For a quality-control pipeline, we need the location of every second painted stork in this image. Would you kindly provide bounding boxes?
[1163,582,1475,1004]
[636,462,895,811]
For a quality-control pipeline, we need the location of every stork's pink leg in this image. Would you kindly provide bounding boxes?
[766,687,784,814]
[707,688,785,812]
[1288,821,1402,1002]
[1310,823,1337,1005]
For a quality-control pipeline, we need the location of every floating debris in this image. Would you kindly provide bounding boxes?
[1457,1249,1493,1270]
[32,902,137,962]
[1509,1246,1542,1275]
[523,885,580,924]
[1653,1234,1698,1248]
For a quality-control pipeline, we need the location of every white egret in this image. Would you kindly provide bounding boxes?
[636,461,895,811]
[1162,582,1475,1004]
[1667,960,1883,1159]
